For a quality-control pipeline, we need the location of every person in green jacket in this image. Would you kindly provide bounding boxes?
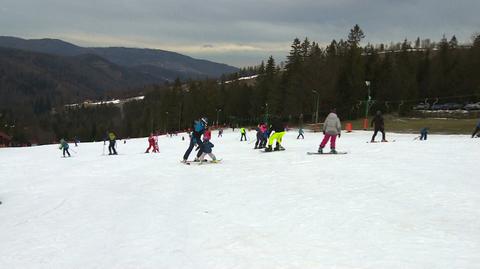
[240,127,247,141]
[108,132,118,155]
[59,139,71,157]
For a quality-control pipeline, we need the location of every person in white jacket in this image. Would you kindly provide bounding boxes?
[318,108,341,154]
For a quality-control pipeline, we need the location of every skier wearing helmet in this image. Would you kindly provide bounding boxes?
[182,117,208,162]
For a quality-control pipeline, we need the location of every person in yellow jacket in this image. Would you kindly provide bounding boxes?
[240,127,247,141]
[265,118,286,152]
[108,132,118,155]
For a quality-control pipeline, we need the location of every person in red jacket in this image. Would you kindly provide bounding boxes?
[145,133,156,153]
[195,126,212,160]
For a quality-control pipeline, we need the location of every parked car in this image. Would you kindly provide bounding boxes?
[464,102,480,111]
[430,103,445,110]
[413,103,430,110]
[443,103,463,110]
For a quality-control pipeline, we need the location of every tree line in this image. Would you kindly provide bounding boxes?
[2,25,480,144]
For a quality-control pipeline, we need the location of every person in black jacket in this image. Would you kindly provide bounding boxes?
[265,118,286,152]
[371,111,387,142]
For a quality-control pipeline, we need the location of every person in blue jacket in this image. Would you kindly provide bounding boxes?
[182,117,207,162]
[59,139,71,157]
[472,119,480,138]
[420,127,429,140]
[198,140,218,163]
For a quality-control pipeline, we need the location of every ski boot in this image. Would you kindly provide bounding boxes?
[330,148,337,154]
[381,139,388,142]
[265,145,273,152]
[318,147,323,154]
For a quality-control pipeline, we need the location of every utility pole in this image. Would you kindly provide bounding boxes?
[164,111,169,133]
[364,81,371,130]
[264,103,269,125]
[216,108,222,126]
[312,90,320,124]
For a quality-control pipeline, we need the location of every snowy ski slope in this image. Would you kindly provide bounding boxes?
[1,130,479,268]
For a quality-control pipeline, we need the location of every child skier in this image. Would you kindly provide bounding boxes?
[59,138,71,157]
[145,133,156,153]
[240,127,247,141]
[371,110,387,142]
[218,128,223,137]
[297,127,305,139]
[472,119,480,138]
[198,140,218,163]
[108,132,118,155]
[318,108,341,154]
[265,118,286,152]
[195,126,212,160]
[420,127,429,140]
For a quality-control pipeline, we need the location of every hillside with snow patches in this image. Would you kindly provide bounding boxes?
[1,130,479,268]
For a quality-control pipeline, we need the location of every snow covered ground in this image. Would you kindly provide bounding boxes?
[1,130,479,268]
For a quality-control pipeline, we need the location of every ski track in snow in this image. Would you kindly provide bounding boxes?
[0,130,479,268]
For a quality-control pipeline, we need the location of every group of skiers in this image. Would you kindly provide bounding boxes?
[182,118,218,163]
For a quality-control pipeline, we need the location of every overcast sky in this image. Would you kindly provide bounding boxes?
[1,0,478,67]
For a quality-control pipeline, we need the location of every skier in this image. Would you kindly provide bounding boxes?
[145,133,156,153]
[198,140,218,163]
[265,117,286,152]
[153,133,159,152]
[74,136,80,147]
[182,117,207,162]
[240,127,247,141]
[371,110,387,142]
[59,138,71,157]
[259,123,268,148]
[254,124,263,149]
[108,132,118,155]
[318,108,341,154]
[218,128,223,137]
[297,127,305,139]
[195,126,212,160]
[472,119,480,138]
[420,127,429,141]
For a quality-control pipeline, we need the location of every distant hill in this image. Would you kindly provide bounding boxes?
[0,36,239,81]
[0,47,158,108]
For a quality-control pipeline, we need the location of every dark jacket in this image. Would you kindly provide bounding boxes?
[371,115,384,129]
[270,119,285,133]
[202,141,214,153]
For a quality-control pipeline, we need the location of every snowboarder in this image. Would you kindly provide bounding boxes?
[472,119,480,138]
[182,117,207,162]
[59,138,71,157]
[254,124,264,149]
[198,140,218,163]
[371,110,387,142]
[420,127,429,141]
[259,123,268,148]
[297,127,305,139]
[240,127,247,141]
[265,118,286,152]
[318,108,341,154]
[108,132,118,155]
[145,133,157,153]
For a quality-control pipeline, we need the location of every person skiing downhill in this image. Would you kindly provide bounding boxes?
[108,132,118,155]
[297,127,305,139]
[472,119,480,138]
[59,138,71,157]
[265,117,286,152]
[371,110,387,142]
[195,126,212,160]
[318,108,341,154]
[145,133,157,153]
[240,127,247,141]
[182,117,207,162]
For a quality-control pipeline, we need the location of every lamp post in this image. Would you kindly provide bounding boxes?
[216,108,222,127]
[164,111,169,133]
[364,81,371,130]
[312,90,320,124]
[264,103,269,125]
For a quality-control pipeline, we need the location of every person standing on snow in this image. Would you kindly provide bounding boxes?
[59,138,71,157]
[195,126,212,160]
[218,127,223,137]
[371,110,387,142]
[472,119,480,138]
[254,124,264,149]
[318,108,341,154]
[297,127,305,139]
[182,117,207,162]
[265,117,286,152]
[108,132,118,155]
[259,123,268,148]
[145,133,156,153]
[420,127,429,141]
[240,127,247,141]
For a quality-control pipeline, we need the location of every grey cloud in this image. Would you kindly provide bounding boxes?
[0,0,478,66]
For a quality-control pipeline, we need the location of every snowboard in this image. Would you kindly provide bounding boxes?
[261,148,286,153]
[307,151,347,155]
[367,140,396,143]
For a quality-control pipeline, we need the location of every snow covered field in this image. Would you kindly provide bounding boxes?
[1,130,479,268]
